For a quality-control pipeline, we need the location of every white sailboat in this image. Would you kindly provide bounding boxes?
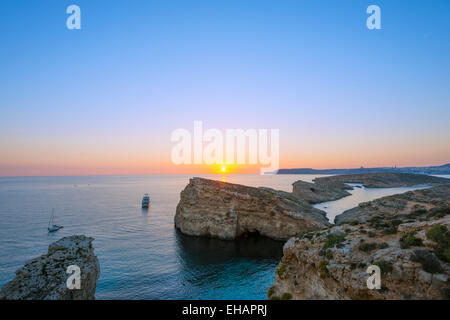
[48,209,63,232]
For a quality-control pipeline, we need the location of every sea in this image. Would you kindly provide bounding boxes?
[0,174,447,299]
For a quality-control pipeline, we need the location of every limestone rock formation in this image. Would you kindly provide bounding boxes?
[0,235,100,300]
[268,184,450,300]
[335,184,450,225]
[175,177,331,241]
[314,172,449,188]
[292,180,351,204]
[292,173,448,205]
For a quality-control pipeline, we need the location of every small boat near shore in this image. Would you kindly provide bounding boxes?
[142,193,150,208]
[48,209,63,232]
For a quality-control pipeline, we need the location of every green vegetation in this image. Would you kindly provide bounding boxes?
[368,231,376,238]
[369,217,399,234]
[379,242,389,249]
[322,232,346,250]
[426,224,450,263]
[325,249,333,260]
[358,242,377,252]
[382,225,398,235]
[441,248,450,263]
[400,232,423,249]
[319,260,328,271]
[281,292,292,300]
[267,286,275,298]
[429,207,450,218]
[426,225,449,244]
[410,208,427,218]
[350,220,359,226]
[277,264,287,278]
[390,219,403,226]
[319,259,329,278]
[296,231,307,239]
[374,260,393,275]
[411,250,443,274]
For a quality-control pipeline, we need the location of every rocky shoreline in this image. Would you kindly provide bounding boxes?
[292,173,449,204]
[175,173,450,300]
[0,235,100,300]
[268,183,450,300]
[175,177,330,241]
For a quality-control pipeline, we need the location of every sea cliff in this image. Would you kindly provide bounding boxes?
[175,177,330,241]
[0,235,100,300]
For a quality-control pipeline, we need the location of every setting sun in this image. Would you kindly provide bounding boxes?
[221,166,227,173]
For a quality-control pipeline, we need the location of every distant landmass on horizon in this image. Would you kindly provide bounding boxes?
[276,163,450,175]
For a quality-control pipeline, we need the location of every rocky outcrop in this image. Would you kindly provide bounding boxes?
[292,180,351,204]
[268,184,450,300]
[335,184,450,225]
[0,235,100,300]
[314,172,449,188]
[292,173,448,205]
[175,178,330,241]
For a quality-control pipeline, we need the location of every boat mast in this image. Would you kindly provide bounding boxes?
[48,208,54,228]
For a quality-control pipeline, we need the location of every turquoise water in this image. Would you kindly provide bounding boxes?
[0,174,310,299]
[2,174,446,299]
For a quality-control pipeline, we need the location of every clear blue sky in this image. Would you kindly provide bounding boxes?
[0,0,449,175]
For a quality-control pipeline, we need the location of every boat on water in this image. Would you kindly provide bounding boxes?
[142,193,150,208]
[48,209,63,232]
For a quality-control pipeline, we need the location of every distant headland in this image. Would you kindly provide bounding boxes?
[277,163,450,175]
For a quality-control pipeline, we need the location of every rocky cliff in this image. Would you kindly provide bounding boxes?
[335,184,450,225]
[0,235,100,300]
[175,177,330,241]
[314,172,449,188]
[292,180,351,204]
[268,184,450,300]
[291,173,448,205]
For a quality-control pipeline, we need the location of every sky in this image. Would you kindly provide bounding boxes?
[0,0,449,176]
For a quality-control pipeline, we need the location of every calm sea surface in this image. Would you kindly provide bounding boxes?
[0,174,447,299]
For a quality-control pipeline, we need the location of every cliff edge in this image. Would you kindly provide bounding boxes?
[175,177,331,241]
[268,184,450,300]
[0,235,100,300]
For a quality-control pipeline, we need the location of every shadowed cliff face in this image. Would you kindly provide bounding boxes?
[174,177,330,241]
[0,235,100,300]
[269,184,450,300]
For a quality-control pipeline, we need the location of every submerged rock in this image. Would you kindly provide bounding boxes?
[268,184,450,300]
[175,177,330,241]
[0,235,100,300]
